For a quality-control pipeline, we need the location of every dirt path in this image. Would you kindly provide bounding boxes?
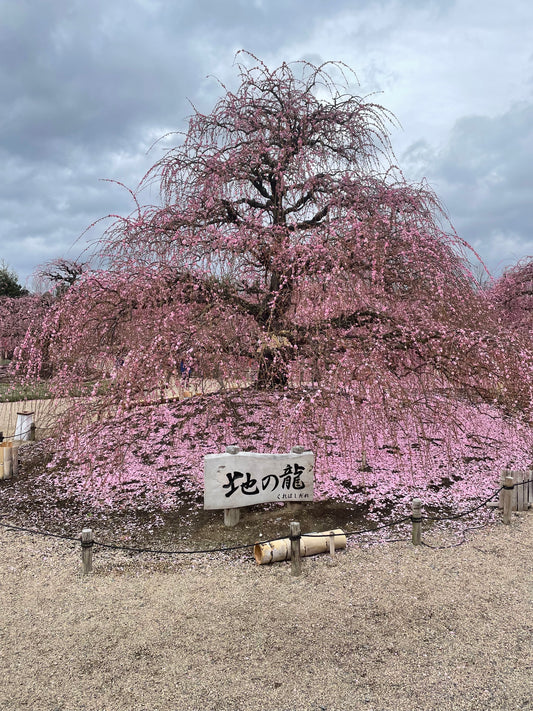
[1,511,531,711]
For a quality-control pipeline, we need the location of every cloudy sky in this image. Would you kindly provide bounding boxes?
[1,0,532,287]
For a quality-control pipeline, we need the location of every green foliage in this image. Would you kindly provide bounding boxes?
[0,380,52,402]
[0,261,28,297]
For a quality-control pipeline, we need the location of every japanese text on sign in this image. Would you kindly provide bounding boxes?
[203,451,314,510]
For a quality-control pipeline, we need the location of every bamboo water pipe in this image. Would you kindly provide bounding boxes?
[254,528,346,565]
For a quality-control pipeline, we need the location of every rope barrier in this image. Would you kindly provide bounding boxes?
[419,487,504,523]
[91,539,254,555]
[515,477,533,487]
[0,519,255,555]
[420,522,493,550]
[304,515,412,539]
[0,519,80,542]
[0,427,35,441]
[0,478,530,557]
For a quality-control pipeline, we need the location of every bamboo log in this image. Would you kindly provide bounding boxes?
[254,528,347,565]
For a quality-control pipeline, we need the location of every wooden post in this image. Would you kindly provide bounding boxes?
[226,445,241,454]
[512,470,522,512]
[224,508,240,527]
[11,445,19,477]
[290,521,302,576]
[503,474,514,524]
[3,446,12,479]
[14,412,34,441]
[498,472,506,510]
[411,498,422,546]
[224,445,241,527]
[81,528,94,575]
[0,444,13,480]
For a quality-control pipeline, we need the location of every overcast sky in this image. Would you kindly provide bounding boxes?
[1,0,532,287]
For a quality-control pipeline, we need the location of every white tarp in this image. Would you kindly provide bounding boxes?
[14,411,34,441]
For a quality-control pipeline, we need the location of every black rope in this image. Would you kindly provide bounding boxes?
[304,515,412,539]
[420,522,492,550]
[91,539,254,555]
[0,515,411,554]
[421,487,503,523]
[0,519,256,555]
[0,478,526,557]
[0,520,80,542]
[0,427,35,441]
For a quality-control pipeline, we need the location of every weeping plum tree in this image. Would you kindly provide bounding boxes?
[0,261,48,360]
[16,55,533,510]
[0,295,48,360]
[22,57,487,394]
[489,258,533,332]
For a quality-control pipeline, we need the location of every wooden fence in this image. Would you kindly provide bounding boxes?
[497,469,533,512]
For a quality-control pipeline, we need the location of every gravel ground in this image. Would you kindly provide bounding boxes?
[1,510,531,711]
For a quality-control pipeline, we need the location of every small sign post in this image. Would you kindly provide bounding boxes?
[204,448,315,512]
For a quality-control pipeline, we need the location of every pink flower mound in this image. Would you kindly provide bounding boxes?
[42,389,532,515]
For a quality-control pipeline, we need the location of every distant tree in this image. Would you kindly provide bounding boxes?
[489,258,533,332]
[0,261,28,298]
[14,55,533,511]
[0,294,51,360]
[39,259,86,297]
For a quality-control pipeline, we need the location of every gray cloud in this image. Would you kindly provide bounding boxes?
[1,0,532,284]
[403,102,533,271]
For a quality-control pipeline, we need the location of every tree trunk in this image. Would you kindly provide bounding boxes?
[256,345,289,389]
